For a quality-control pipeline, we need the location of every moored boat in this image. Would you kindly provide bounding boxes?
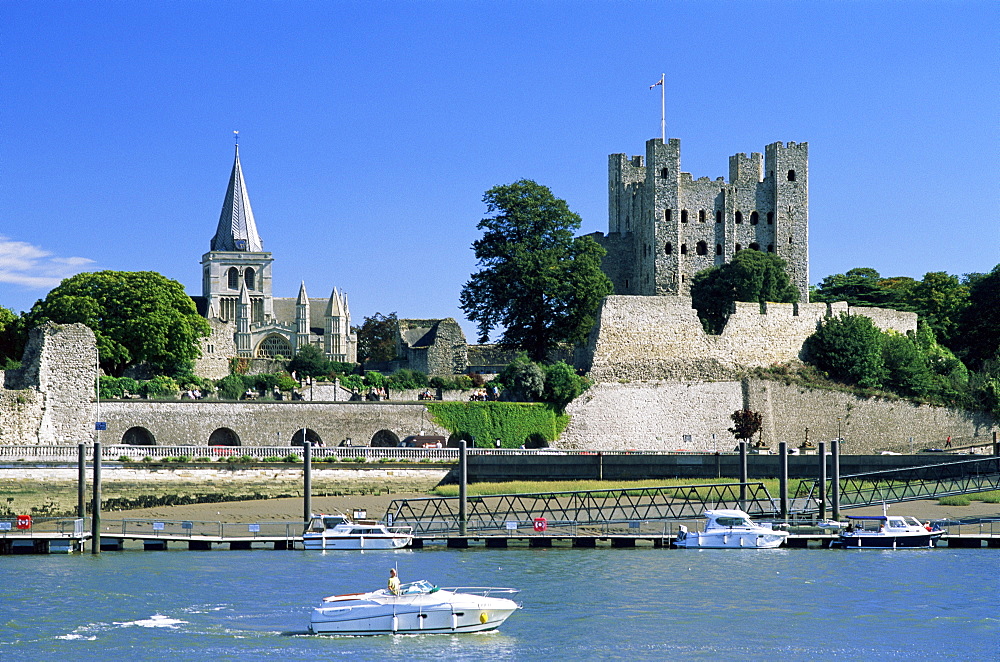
[302,513,413,550]
[309,580,520,635]
[835,512,943,549]
[674,509,789,549]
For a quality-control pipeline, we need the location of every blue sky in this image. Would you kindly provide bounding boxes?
[2,1,997,340]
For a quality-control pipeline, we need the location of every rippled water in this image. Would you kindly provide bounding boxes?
[1,545,997,660]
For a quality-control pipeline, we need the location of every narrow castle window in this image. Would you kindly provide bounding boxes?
[788,236,794,244]
[680,243,688,255]
[768,244,775,252]
[787,169,796,181]
[661,167,669,178]
[244,267,256,290]
[716,243,722,255]
[227,267,239,290]
[696,241,708,256]
[665,209,672,222]
[624,279,629,289]
[681,210,688,223]
[715,210,722,223]
[767,211,774,224]
[750,211,759,225]
[735,211,743,224]
[699,210,706,223]
[735,243,742,252]
[664,242,673,255]
[749,242,760,251]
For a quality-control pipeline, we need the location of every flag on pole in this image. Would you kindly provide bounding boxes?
[650,77,663,89]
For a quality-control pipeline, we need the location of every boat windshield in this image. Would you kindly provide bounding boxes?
[396,580,436,595]
[713,516,753,528]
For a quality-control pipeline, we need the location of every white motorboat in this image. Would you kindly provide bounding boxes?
[302,514,413,550]
[674,509,789,549]
[835,511,943,549]
[309,580,520,635]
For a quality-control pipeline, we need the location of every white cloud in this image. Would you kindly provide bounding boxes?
[0,236,95,288]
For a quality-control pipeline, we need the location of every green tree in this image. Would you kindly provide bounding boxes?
[0,305,25,368]
[355,312,398,363]
[287,343,331,380]
[459,180,613,362]
[496,353,546,402]
[728,409,763,442]
[805,312,885,388]
[542,361,588,414]
[957,265,1000,370]
[812,267,898,307]
[691,250,799,333]
[882,332,933,397]
[24,271,210,376]
[900,272,969,347]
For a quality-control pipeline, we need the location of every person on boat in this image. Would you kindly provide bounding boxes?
[388,568,401,595]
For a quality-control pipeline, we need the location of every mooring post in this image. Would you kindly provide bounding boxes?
[818,441,827,521]
[738,441,747,510]
[597,451,603,481]
[77,442,86,520]
[778,441,788,520]
[831,438,841,521]
[303,439,312,524]
[91,441,101,554]
[459,440,467,536]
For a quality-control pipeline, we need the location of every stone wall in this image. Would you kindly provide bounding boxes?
[0,323,96,446]
[580,295,917,382]
[560,379,998,453]
[193,318,237,380]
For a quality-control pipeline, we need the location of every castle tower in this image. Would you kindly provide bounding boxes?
[200,144,275,323]
[295,281,311,352]
[591,138,809,302]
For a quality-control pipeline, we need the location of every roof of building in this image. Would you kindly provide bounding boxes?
[210,145,264,252]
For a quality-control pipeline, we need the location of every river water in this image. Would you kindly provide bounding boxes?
[1,545,997,661]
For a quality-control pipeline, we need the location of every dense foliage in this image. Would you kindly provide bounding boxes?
[728,409,763,441]
[425,401,568,448]
[286,344,330,380]
[355,312,398,363]
[23,271,211,376]
[494,354,589,414]
[460,180,613,361]
[0,305,23,368]
[691,250,799,333]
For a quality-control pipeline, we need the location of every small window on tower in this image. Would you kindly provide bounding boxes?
[716,210,722,223]
[661,167,669,178]
[788,236,794,244]
[665,242,673,255]
[735,211,743,224]
[750,211,759,225]
[735,243,742,252]
[680,243,688,255]
[227,267,239,290]
[749,242,760,251]
[767,211,774,224]
[696,241,708,256]
[716,244,722,255]
[665,209,672,223]
[244,268,256,290]
[768,244,775,252]
[787,169,796,181]
[699,210,706,223]
[681,210,688,223]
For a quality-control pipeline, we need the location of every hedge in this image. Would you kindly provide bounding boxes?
[425,401,568,448]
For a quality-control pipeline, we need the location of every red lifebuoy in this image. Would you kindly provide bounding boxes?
[533,517,547,532]
[16,514,32,530]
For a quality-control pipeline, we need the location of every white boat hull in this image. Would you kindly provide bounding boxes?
[674,530,788,549]
[302,534,411,550]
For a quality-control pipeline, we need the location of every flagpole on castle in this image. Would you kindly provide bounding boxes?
[650,74,665,141]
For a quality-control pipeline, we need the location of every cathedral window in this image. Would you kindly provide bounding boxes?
[680,243,688,255]
[715,210,722,223]
[735,211,743,224]
[227,267,239,290]
[750,211,759,225]
[787,169,796,181]
[767,211,774,224]
[244,268,256,290]
[696,241,708,256]
[699,210,706,223]
[665,209,672,222]
[257,335,293,359]
[664,242,673,255]
[681,210,688,223]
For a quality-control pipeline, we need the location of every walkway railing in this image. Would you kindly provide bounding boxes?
[386,482,780,535]
[0,445,461,463]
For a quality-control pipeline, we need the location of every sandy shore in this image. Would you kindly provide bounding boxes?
[112,494,1000,524]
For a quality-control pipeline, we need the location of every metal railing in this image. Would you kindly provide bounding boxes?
[100,518,302,540]
[0,445,461,463]
[386,482,780,535]
[0,517,85,537]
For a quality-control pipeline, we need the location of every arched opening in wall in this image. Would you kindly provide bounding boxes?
[767,212,774,224]
[447,431,475,448]
[209,428,241,446]
[291,429,323,446]
[787,170,796,181]
[735,243,742,252]
[750,211,759,225]
[660,167,669,178]
[715,244,722,255]
[664,242,673,255]
[227,267,239,290]
[524,433,549,449]
[749,242,760,251]
[371,430,400,447]
[681,210,688,223]
[699,209,706,223]
[244,267,256,290]
[735,211,743,224]
[696,241,708,256]
[715,210,722,223]
[680,243,688,255]
[664,209,672,222]
[121,427,155,446]
[256,334,293,359]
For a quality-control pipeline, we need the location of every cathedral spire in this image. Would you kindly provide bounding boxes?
[210,144,263,252]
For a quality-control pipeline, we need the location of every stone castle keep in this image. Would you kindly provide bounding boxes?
[588,138,809,302]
